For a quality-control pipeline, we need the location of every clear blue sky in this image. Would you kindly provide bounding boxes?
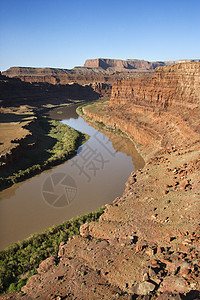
[0,0,199,71]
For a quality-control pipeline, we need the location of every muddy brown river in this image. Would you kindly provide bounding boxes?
[0,104,144,250]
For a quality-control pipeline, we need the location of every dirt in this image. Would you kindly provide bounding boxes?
[0,106,36,169]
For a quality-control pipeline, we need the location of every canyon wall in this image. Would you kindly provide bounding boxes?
[84,58,200,71]
[0,75,100,107]
[5,58,200,88]
[110,62,200,110]
[4,60,199,100]
[2,67,111,85]
[2,67,114,96]
[2,66,152,91]
[83,62,200,158]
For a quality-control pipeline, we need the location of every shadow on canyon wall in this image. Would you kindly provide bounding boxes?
[0,74,100,108]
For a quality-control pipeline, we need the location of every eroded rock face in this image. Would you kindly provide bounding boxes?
[2,66,153,91]
[82,63,200,157]
[2,66,111,85]
[37,256,56,274]
[110,62,200,109]
[84,58,200,72]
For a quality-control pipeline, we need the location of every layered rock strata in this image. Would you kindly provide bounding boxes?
[2,66,152,91]
[83,63,200,157]
[110,62,200,109]
[84,58,200,72]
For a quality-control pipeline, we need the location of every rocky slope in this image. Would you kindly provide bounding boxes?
[1,62,200,299]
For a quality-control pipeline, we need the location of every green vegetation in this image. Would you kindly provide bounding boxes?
[0,117,89,190]
[77,100,127,137]
[76,98,109,118]
[76,105,84,116]
[94,121,106,129]
[0,207,105,294]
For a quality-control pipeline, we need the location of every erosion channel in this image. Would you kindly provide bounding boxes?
[0,104,144,250]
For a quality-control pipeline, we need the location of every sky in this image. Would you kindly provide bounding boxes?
[0,0,200,71]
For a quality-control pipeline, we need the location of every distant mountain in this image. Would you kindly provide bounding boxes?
[84,58,200,71]
[2,59,200,86]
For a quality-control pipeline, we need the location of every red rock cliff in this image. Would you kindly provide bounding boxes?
[83,63,200,158]
[84,58,200,71]
[110,62,200,109]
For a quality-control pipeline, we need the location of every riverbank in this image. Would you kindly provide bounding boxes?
[0,110,89,191]
[0,207,105,295]
[76,101,146,165]
[0,101,141,295]
[78,100,160,161]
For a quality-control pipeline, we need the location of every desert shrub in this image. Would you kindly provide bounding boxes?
[8,283,17,293]
[94,121,105,129]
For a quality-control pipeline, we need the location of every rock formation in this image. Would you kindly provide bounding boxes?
[4,58,199,89]
[84,58,200,72]
[110,62,200,109]
[0,113,36,169]
[0,75,100,107]
[83,63,200,155]
[2,66,151,94]
[2,66,110,85]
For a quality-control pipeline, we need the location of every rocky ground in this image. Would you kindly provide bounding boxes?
[1,62,199,299]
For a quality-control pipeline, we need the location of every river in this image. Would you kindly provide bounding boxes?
[0,104,144,250]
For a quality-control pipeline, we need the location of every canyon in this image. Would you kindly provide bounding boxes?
[1,62,200,299]
[0,73,100,173]
[3,59,200,88]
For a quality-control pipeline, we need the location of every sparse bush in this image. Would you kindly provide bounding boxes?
[8,283,17,293]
